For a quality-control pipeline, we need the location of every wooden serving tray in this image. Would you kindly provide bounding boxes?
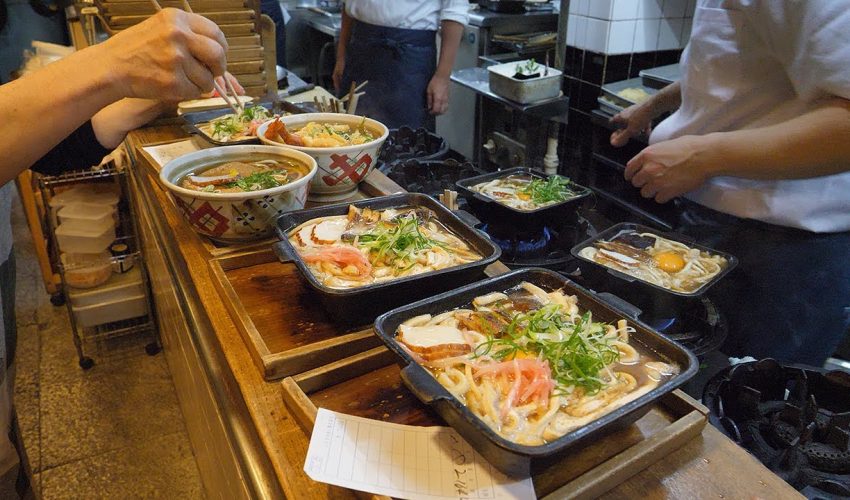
[281,347,709,500]
[209,249,384,380]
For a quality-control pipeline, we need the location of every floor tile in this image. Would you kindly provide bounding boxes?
[40,431,202,500]
[40,352,184,470]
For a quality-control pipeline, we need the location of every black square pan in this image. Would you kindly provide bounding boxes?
[373,268,698,477]
[455,167,592,222]
[273,193,502,324]
[570,222,738,299]
[181,100,308,146]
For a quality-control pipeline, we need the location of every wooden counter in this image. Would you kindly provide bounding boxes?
[124,124,803,500]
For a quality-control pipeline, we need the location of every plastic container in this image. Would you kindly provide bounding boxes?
[72,293,147,328]
[58,202,115,232]
[60,252,113,289]
[56,223,115,254]
[67,267,144,307]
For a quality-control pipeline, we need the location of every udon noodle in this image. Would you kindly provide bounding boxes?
[289,206,481,289]
[470,174,584,211]
[578,231,727,294]
[396,282,678,445]
[265,117,376,147]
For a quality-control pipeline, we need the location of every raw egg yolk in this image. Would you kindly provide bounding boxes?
[653,251,686,273]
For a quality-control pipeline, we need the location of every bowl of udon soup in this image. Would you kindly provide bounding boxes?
[256,113,389,202]
[159,145,317,243]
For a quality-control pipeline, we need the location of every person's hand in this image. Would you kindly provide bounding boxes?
[332,57,345,93]
[624,135,717,203]
[201,72,245,98]
[427,74,450,115]
[610,101,655,147]
[99,8,228,101]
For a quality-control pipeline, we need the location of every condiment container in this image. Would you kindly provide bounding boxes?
[67,267,144,307]
[58,202,115,232]
[109,243,134,274]
[56,223,115,254]
[60,252,113,289]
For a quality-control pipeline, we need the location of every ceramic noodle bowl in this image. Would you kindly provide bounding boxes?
[257,113,389,202]
[159,145,317,243]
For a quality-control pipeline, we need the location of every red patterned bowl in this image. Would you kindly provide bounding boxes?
[257,113,389,202]
[159,145,317,243]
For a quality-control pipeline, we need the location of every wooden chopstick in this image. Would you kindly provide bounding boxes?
[149,0,161,11]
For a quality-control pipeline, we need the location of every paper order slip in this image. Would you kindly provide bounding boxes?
[304,408,536,500]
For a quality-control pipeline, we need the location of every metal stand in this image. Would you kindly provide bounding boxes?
[37,163,160,369]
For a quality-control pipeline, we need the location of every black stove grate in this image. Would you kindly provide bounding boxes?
[704,359,850,498]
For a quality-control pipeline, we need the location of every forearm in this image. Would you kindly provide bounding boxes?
[92,99,167,150]
[703,97,850,180]
[435,20,463,78]
[645,82,681,118]
[336,9,353,62]
[0,44,121,185]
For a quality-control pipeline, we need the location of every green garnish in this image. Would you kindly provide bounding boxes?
[208,105,271,140]
[520,175,579,205]
[356,214,447,266]
[225,169,286,191]
[473,304,620,394]
[515,59,540,75]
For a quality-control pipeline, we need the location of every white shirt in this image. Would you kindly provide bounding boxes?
[345,0,469,31]
[650,0,850,233]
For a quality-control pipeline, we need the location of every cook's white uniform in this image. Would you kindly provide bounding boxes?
[650,0,850,233]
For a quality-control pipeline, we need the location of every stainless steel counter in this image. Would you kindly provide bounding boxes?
[468,7,557,28]
[299,8,341,39]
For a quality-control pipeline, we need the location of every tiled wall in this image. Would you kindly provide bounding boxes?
[567,0,695,55]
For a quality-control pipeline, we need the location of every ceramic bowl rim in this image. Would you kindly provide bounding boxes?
[159,145,318,201]
[256,113,389,154]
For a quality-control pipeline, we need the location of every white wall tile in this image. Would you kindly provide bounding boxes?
[612,0,639,20]
[607,20,637,54]
[633,18,660,52]
[567,14,578,46]
[657,17,684,50]
[569,0,580,14]
[588,0,614,19]
[585,17,612,53]
[575,0,591,16]
[662,0,689,18]
[573,15,589,49]
[637,0,663,18]
[681,17,693,43]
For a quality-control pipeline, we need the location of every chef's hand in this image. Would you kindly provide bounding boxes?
[427,74,450,115]
[332,58,345,93]
[624,135,715,203]
[610,101,655,147]
[201,72,246,98]
[99,8,228,101]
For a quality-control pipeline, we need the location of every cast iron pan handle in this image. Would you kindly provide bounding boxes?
[272,241,294,263]
[400,364,447,405]
[595,292,642,320]
[453,209,481,227]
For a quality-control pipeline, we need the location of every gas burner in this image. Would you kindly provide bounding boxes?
[641,296,728,357]
[704,359,850,498]
[477,217,596,271]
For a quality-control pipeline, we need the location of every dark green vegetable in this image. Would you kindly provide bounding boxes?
[473,303,620,394]
[520,175,580,205]
[224,169,286,191]
[356,214,447,266]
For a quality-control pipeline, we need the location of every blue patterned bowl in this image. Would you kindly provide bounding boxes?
[159,145,317,243]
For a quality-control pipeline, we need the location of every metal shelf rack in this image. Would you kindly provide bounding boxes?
[37,162,160,369]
